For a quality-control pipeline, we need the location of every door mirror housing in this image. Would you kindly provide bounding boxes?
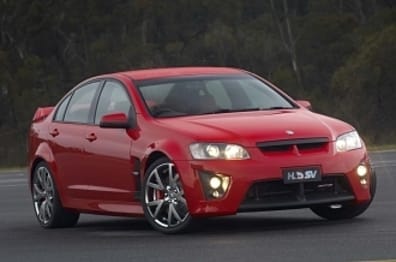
[296,100,312,110]
[100,112,131,129]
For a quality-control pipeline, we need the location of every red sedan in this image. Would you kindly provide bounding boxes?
[28,67,376,233]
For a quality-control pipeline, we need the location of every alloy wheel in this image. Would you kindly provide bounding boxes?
[32,166,55,225]
[144,161,190,231]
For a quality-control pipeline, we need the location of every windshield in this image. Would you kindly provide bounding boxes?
[137,74,296,118]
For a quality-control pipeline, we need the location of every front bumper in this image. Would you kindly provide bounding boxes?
[175,147,373,217]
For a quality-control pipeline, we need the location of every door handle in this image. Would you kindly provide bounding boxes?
[85,133,97,142]
[49,129,59,137]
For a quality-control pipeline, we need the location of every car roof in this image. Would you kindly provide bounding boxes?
[114,67,244,81]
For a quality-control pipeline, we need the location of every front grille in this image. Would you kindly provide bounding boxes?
[257,138,329,154]
[239,175,355,212]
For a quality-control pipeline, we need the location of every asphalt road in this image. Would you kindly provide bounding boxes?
[1,151,395,262]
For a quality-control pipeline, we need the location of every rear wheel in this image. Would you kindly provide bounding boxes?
[31,162,79,228]
[311,172,377,220]
[142,158,191,233]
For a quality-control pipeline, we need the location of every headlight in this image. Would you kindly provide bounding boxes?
[335,131,362,152]
[189,143,250,160]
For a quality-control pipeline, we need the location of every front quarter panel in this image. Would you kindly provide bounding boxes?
[137,134,192,176]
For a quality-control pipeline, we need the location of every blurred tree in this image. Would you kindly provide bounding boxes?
[296,13,358,104]
[332,25,396,143]
[0,0,395,165]
[270,0,304,91]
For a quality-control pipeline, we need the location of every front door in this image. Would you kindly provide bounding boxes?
[83,80,137,203]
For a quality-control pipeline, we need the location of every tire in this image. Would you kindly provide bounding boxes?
[31,162,80,228]
[311,172,377,220]
[142,157,191,233]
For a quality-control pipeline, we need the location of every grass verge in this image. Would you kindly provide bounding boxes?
[0,167,27,174]
[367,144,396,152]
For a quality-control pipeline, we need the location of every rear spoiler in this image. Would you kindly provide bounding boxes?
[32,107,54,123]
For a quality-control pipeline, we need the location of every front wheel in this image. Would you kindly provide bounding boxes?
[311,172,377,220]
[310,201,372,220]
[142,158,191,233]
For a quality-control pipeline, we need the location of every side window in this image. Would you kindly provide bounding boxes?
[64,82,100,124]
[94,81,132,124]
[54,95,71,122]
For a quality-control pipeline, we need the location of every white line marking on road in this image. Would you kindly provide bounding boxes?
[0,184,26,188]
[0,178,27,184]
[373,164,396,168]
[357,259,396,262]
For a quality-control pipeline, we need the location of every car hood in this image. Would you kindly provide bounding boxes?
[155,110,354,147]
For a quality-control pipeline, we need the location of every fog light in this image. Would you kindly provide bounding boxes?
[198,171,231,200]
[221,176,230,192]
[360,178,367,185]
[209,176,222,189]
[212,191,220,198]
[357,165,368,177]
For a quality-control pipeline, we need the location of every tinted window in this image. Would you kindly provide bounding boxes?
[239,78,291,109]
[205,80,232,109]
[94,81,131,124]
[64,82,100,124]
[137,75,295,118]
[54,95,71,122]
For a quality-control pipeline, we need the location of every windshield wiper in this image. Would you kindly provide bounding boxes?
[263,106,295,110]
[151,107,187,117]
[202,107,261,115]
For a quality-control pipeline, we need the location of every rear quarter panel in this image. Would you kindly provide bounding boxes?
[28,113,67,203]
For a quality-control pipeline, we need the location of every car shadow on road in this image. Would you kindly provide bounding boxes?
[190,215,368,235]
[73,211,370,236]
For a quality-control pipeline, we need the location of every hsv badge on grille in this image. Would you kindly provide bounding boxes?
[285,130,294,136]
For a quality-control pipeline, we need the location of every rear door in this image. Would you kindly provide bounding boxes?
[49,81,101,199]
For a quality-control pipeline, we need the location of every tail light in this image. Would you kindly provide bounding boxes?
[32,107,54,123]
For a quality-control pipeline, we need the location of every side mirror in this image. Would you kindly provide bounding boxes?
[99,112,131,128]
[296,100,312,110]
